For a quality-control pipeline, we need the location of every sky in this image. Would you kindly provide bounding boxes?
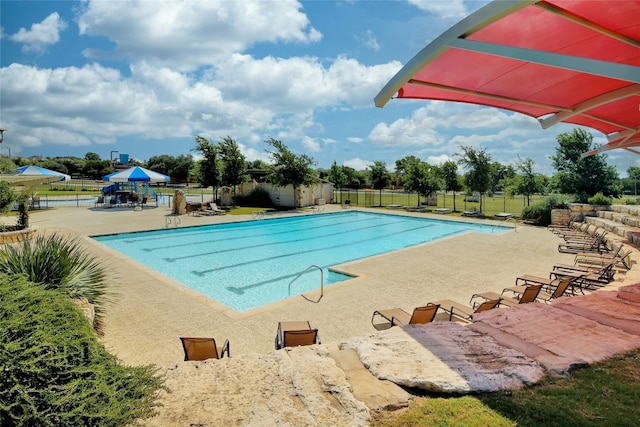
[1,0,638,177]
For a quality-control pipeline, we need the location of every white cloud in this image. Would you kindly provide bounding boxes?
[343,158,372,170]
[10,12,67,53]
[77,0,322,71]
[427,154,452,165]
[407,0,468,19]
[301,136,321,153]
[215,54,399,111]
[358,29,381,52]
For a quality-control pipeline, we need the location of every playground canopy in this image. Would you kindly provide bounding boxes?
[374,0,640,157]
[103,166,170,183]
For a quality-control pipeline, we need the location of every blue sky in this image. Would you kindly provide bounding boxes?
[1,0,637,176]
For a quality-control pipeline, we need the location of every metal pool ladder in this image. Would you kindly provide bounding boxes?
[165,215,181,228]
[288,265,324,303]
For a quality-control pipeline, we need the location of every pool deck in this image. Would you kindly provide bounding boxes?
[24,203,586,367]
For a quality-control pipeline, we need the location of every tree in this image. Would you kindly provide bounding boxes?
[627,166,640,196]
[85,152,101,161]
[441,160,461,211]
[82,159,112,180]
[146,154,194,183]
[0,181,16,216]
[216,136,247,200]
[265,138,318,207]
[146,155,175,177]
[327,161,347,188]
[456,146,492,212]
[403,161,443,207]
[247,159,270,169]
[368,161,391,206]
[550,129,620,201]
[394,156,420,188]
[172,154,194,183]
[341,166,364,188]
[57,157,85,178]
[192,136,220,195]
[0,155,17,173]
[513,157,544,206]
[490,162,516,193]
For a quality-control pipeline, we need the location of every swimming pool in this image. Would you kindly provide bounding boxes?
[93,211,507,312]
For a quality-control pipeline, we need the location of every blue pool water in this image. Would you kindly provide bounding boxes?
[93,211,507,312]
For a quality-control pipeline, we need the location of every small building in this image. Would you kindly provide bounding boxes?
[239,181,333,208]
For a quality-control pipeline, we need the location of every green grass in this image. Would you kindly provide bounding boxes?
[372,350,640,427]
[372,396,514,427]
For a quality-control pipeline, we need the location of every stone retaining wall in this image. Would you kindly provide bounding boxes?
[579,204,640,247]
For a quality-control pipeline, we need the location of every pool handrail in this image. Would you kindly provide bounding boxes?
[289,264,324,303]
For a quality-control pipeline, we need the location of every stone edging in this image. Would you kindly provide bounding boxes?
[0,228,36,245]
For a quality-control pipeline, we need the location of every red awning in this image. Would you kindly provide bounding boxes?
[375,0,640,157]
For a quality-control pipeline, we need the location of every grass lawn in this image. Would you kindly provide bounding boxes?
[371,350,640,426]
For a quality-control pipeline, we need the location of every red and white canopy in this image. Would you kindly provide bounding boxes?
[375,0,640,157]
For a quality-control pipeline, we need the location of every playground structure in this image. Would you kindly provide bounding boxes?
[101,181,158,206]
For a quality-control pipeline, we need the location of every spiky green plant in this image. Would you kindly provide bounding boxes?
[0,233,108,328]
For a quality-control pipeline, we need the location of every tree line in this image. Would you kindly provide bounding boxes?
[2,129,634,207]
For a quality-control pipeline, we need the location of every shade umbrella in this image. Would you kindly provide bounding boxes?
[16,165,71,182]
[103,166,170,183]
[375,0,640,157]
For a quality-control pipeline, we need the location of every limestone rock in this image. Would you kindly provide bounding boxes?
[72,297,95,326]
[340,322,544,394]
[144,346,369,426]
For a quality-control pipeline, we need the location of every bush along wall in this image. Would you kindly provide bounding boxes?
[0,274,163,427]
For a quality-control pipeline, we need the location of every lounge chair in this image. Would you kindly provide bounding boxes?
[503,277,574,303]
[433,298,500,323]
[562,227,606,243]
[552,222,590,238]
[342,199,351,208]
[575,245,632,270]
[205,202,226,215]
[275,321,319,350]
[371,303,440,327]
[547,220,576,234]
[558,234,608,254]
[472,284,542,307]
[551,261,616,282]
[522,215,542,225]
[180,337,230,360]
[550,262,616,290]
[95,195,105,208]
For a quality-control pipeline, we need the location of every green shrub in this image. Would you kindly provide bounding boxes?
[0,274,163,426]
[521,195,569,227]
[0,234,108,329]
[0,181,15,214]
[587,192,612,206]
[15,193,29,230]
[235,187,274,207]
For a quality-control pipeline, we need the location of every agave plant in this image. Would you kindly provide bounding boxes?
[0,233,108,328]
